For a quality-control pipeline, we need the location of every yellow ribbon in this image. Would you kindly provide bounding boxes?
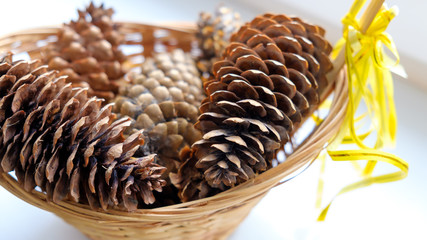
[317,0,409,221]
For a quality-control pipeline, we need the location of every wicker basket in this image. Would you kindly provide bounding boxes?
[0,22,348,240]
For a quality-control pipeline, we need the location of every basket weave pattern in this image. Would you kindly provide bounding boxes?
[0,22,348,240]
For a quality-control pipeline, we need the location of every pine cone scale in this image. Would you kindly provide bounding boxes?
[42,3,126,102]
[175,13,333,201]
[0,53,166,211]
[113,50,204,206]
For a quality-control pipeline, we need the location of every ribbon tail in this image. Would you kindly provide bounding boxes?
[318,149,408,221]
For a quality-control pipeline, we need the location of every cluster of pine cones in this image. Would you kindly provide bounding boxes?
[0,3,332,211]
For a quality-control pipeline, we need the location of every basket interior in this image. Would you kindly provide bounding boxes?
[0,21,348,227]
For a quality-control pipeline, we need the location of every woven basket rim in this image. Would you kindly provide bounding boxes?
[0,22,349,221]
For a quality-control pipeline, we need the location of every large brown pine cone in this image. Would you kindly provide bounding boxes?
[0,54,165,211]
[42,2,126,101]
[196,6,242,76]
[113,49,203,178]
[173,13,333,201]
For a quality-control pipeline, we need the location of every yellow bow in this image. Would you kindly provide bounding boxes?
[316,0,409,221]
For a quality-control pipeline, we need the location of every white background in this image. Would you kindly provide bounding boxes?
[0,1,426,239]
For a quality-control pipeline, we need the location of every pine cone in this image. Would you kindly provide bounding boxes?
[0,53,166,211]
[113,49,203,177]
[42,2,126,101]
[174,13,333,201]
[196,6,242,76]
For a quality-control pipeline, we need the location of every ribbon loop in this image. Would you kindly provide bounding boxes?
[316,0,408,220]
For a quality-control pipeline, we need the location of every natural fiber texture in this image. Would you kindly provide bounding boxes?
[0,54,167,211]
[42,3,126,101]
[0,22,347,240]
[173,13,333,201]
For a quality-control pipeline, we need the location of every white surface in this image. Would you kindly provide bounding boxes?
[1,1,426,240]
[240,0,427,90]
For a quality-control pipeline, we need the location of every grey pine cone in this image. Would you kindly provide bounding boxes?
[113,49,204,178]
